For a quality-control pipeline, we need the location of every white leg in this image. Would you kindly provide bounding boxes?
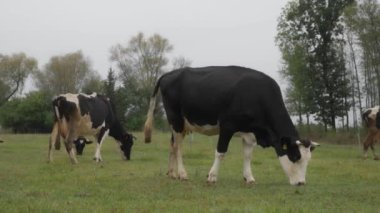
[174,132,188,180]
[207,151,225,183]
[94,130,109,162]
[242,134,256,184]
[168,134,177,179]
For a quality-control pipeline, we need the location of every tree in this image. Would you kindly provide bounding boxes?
[81,72,104,94]
[104,68,116,101]
[34,51,96,95]
[110,32,173,130]
[348,0,380,107]
[110,32,173,98]
[276,0,354,131]
[0,53,38,106]
[276,1,317,130]
[172,56,192,69]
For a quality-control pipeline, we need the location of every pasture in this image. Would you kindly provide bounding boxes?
[0,133,379,212]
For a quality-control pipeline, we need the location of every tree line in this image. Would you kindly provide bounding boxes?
[276,0,380,132]
[0,32,191,133]
[1,0,379,134]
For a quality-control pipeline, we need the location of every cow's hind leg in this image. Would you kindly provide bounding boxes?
[167,133,177,179]
[370,141,379,160]
[168,132,188,180]
[207,129,233,183]
[48,122,59,162]
[93,128,109,162]
[363,134,373,159]
[242,133,256,184]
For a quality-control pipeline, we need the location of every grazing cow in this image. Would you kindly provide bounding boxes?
[362,106,380,160]
[144,66,319,185]
[48,93,134,163]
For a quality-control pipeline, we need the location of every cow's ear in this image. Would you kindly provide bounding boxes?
[281,137,300,162]
[85,140,93,144]
[310,141,320,152]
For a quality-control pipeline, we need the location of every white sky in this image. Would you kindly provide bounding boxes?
[1,0,288,89]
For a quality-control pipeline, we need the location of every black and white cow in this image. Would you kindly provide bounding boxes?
[144,66,319,185]
[48,93,134,163]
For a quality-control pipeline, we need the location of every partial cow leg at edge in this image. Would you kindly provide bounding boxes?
[242,134,256,184]
[207,129,233,183]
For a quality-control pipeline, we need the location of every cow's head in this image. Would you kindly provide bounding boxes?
[278,138,319,186]
[119,133,134,160]
[73,137,93,155]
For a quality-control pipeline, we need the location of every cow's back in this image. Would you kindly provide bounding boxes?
[53,93,113,135]
[159,66,283,125]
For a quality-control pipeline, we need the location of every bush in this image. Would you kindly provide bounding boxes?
[296,123,364,145]
[0,91,53,133]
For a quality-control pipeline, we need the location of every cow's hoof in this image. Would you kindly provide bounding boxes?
[374,156,380,160]
[178,176,189,181]
[178,172,188,181]
[244,177,256,185]
[93,157,102,162]
[207,174,217,183]
[167,171,177,179]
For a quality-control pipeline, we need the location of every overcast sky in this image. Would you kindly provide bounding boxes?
[1,0,288,89]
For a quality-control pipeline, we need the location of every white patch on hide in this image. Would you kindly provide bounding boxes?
[184,119,219,136]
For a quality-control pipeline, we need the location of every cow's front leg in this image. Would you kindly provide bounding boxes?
[207,129,233,183]
[242,134,255,184]
[64,139,78,164]
[94,128,108,162]
[208,151,225,183]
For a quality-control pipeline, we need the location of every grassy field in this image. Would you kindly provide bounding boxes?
[0,132,379,212]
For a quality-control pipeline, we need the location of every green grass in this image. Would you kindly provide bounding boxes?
[0,132,379,212]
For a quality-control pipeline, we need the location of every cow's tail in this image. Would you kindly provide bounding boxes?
[144,78,162,143]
